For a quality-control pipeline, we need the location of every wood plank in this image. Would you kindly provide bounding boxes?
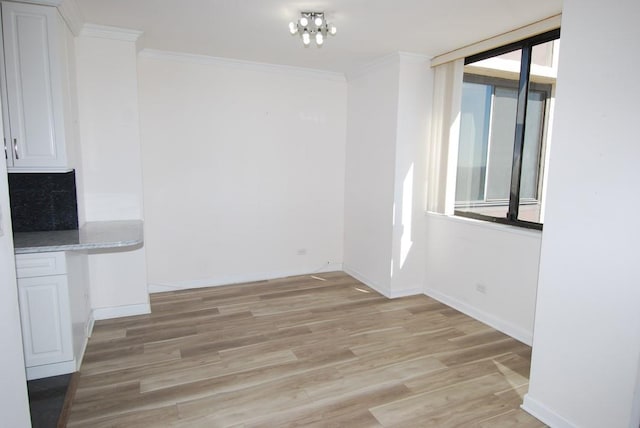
[67,272,542,427]
[370,372,515,426]
[478,408,547,427]
[140,349,299,393]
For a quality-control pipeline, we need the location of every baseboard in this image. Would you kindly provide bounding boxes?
[342,265,423,299]
[389,287,424,298]
[71,315,95,375]
[342,264,391,298]
[522,394,577,428]
[26,359,76,380]
[148,263,344,294]
[92,303,151,320]
[424,287,533,345]
[77,335,89,370]
[86,313,95,337]
[57,371,80,428]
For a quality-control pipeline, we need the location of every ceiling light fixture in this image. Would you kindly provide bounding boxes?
[289,12,336,47]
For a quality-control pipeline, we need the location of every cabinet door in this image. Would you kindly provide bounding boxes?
[17,275,73,367]
[1,2,67,169]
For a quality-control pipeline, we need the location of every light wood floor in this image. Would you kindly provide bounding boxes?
[67,272,545,427]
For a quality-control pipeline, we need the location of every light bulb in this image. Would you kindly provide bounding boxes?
[288,22,298,34]
[299,16,308,26]
[316,32,324,45]
[302,31,310,45]
[329,25,337,35]
[314,16,323,26]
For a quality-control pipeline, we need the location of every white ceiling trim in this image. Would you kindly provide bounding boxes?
[347,51,430,81]
[431,14,562,67]
[138,49,346,82]
[80,23,143,42]
[18,0,63,6]
[346,52,402,81]
[398,51,433,63]
[57,0,84,35]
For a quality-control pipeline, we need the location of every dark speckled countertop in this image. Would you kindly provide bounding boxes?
[13,220,143,254]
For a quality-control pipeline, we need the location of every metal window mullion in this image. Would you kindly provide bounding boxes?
[483,86,497,203]
[533,89,550,201]
[507,44,533,222]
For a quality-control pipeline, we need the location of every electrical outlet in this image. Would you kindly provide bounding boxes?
[476,283,487,294]
[296,248,307,256]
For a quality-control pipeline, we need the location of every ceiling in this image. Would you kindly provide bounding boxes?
[73,0,563,75]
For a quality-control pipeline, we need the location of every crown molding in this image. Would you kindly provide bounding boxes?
[346,52,400,81]
[397,51,432,64]
[346,51,430,81]
[57,0,84,35]
[17,0,63,6]
[138,49,346,82]
[13,0,85,36]
[80,24,143,42]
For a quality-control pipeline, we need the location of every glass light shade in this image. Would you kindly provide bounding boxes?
[290,13,336,46]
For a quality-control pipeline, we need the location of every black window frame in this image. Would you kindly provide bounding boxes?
[454,28,561,231]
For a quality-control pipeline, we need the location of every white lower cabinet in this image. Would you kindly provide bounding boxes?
[16,251,90,380]
[18,274,73,367]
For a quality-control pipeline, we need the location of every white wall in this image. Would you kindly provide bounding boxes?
[524,1,640,427]
[343,57,400,296]
[75,30,149,316]
[86,247,148,319]
[0,129,31,427]
[59,13,85,225]
[344,53,432,298]
[390,55,431,297]
[424,215,542,344]
[137,52,346,291]
[343,53,541,346]
[75,35,144,221]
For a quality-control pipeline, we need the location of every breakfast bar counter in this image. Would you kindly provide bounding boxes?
[13,220,143,254]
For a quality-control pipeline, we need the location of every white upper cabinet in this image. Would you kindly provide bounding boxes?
[0,1,73,172]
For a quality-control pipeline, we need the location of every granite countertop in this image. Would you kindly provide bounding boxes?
[13,220,144,254]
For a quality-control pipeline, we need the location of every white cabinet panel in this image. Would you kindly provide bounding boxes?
[0,1,70,171]
[15,251,66,278]
[17,274,73,368]
[16,251,90,379]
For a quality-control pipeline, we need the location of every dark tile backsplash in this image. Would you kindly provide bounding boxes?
[8,171,79,232]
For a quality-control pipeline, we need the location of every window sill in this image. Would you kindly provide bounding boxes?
[454,210,542,231]
[425,211,543,238]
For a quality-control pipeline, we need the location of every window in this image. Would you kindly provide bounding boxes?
[454,29,560,229]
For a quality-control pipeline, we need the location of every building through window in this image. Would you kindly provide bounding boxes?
[454,29,560,229]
